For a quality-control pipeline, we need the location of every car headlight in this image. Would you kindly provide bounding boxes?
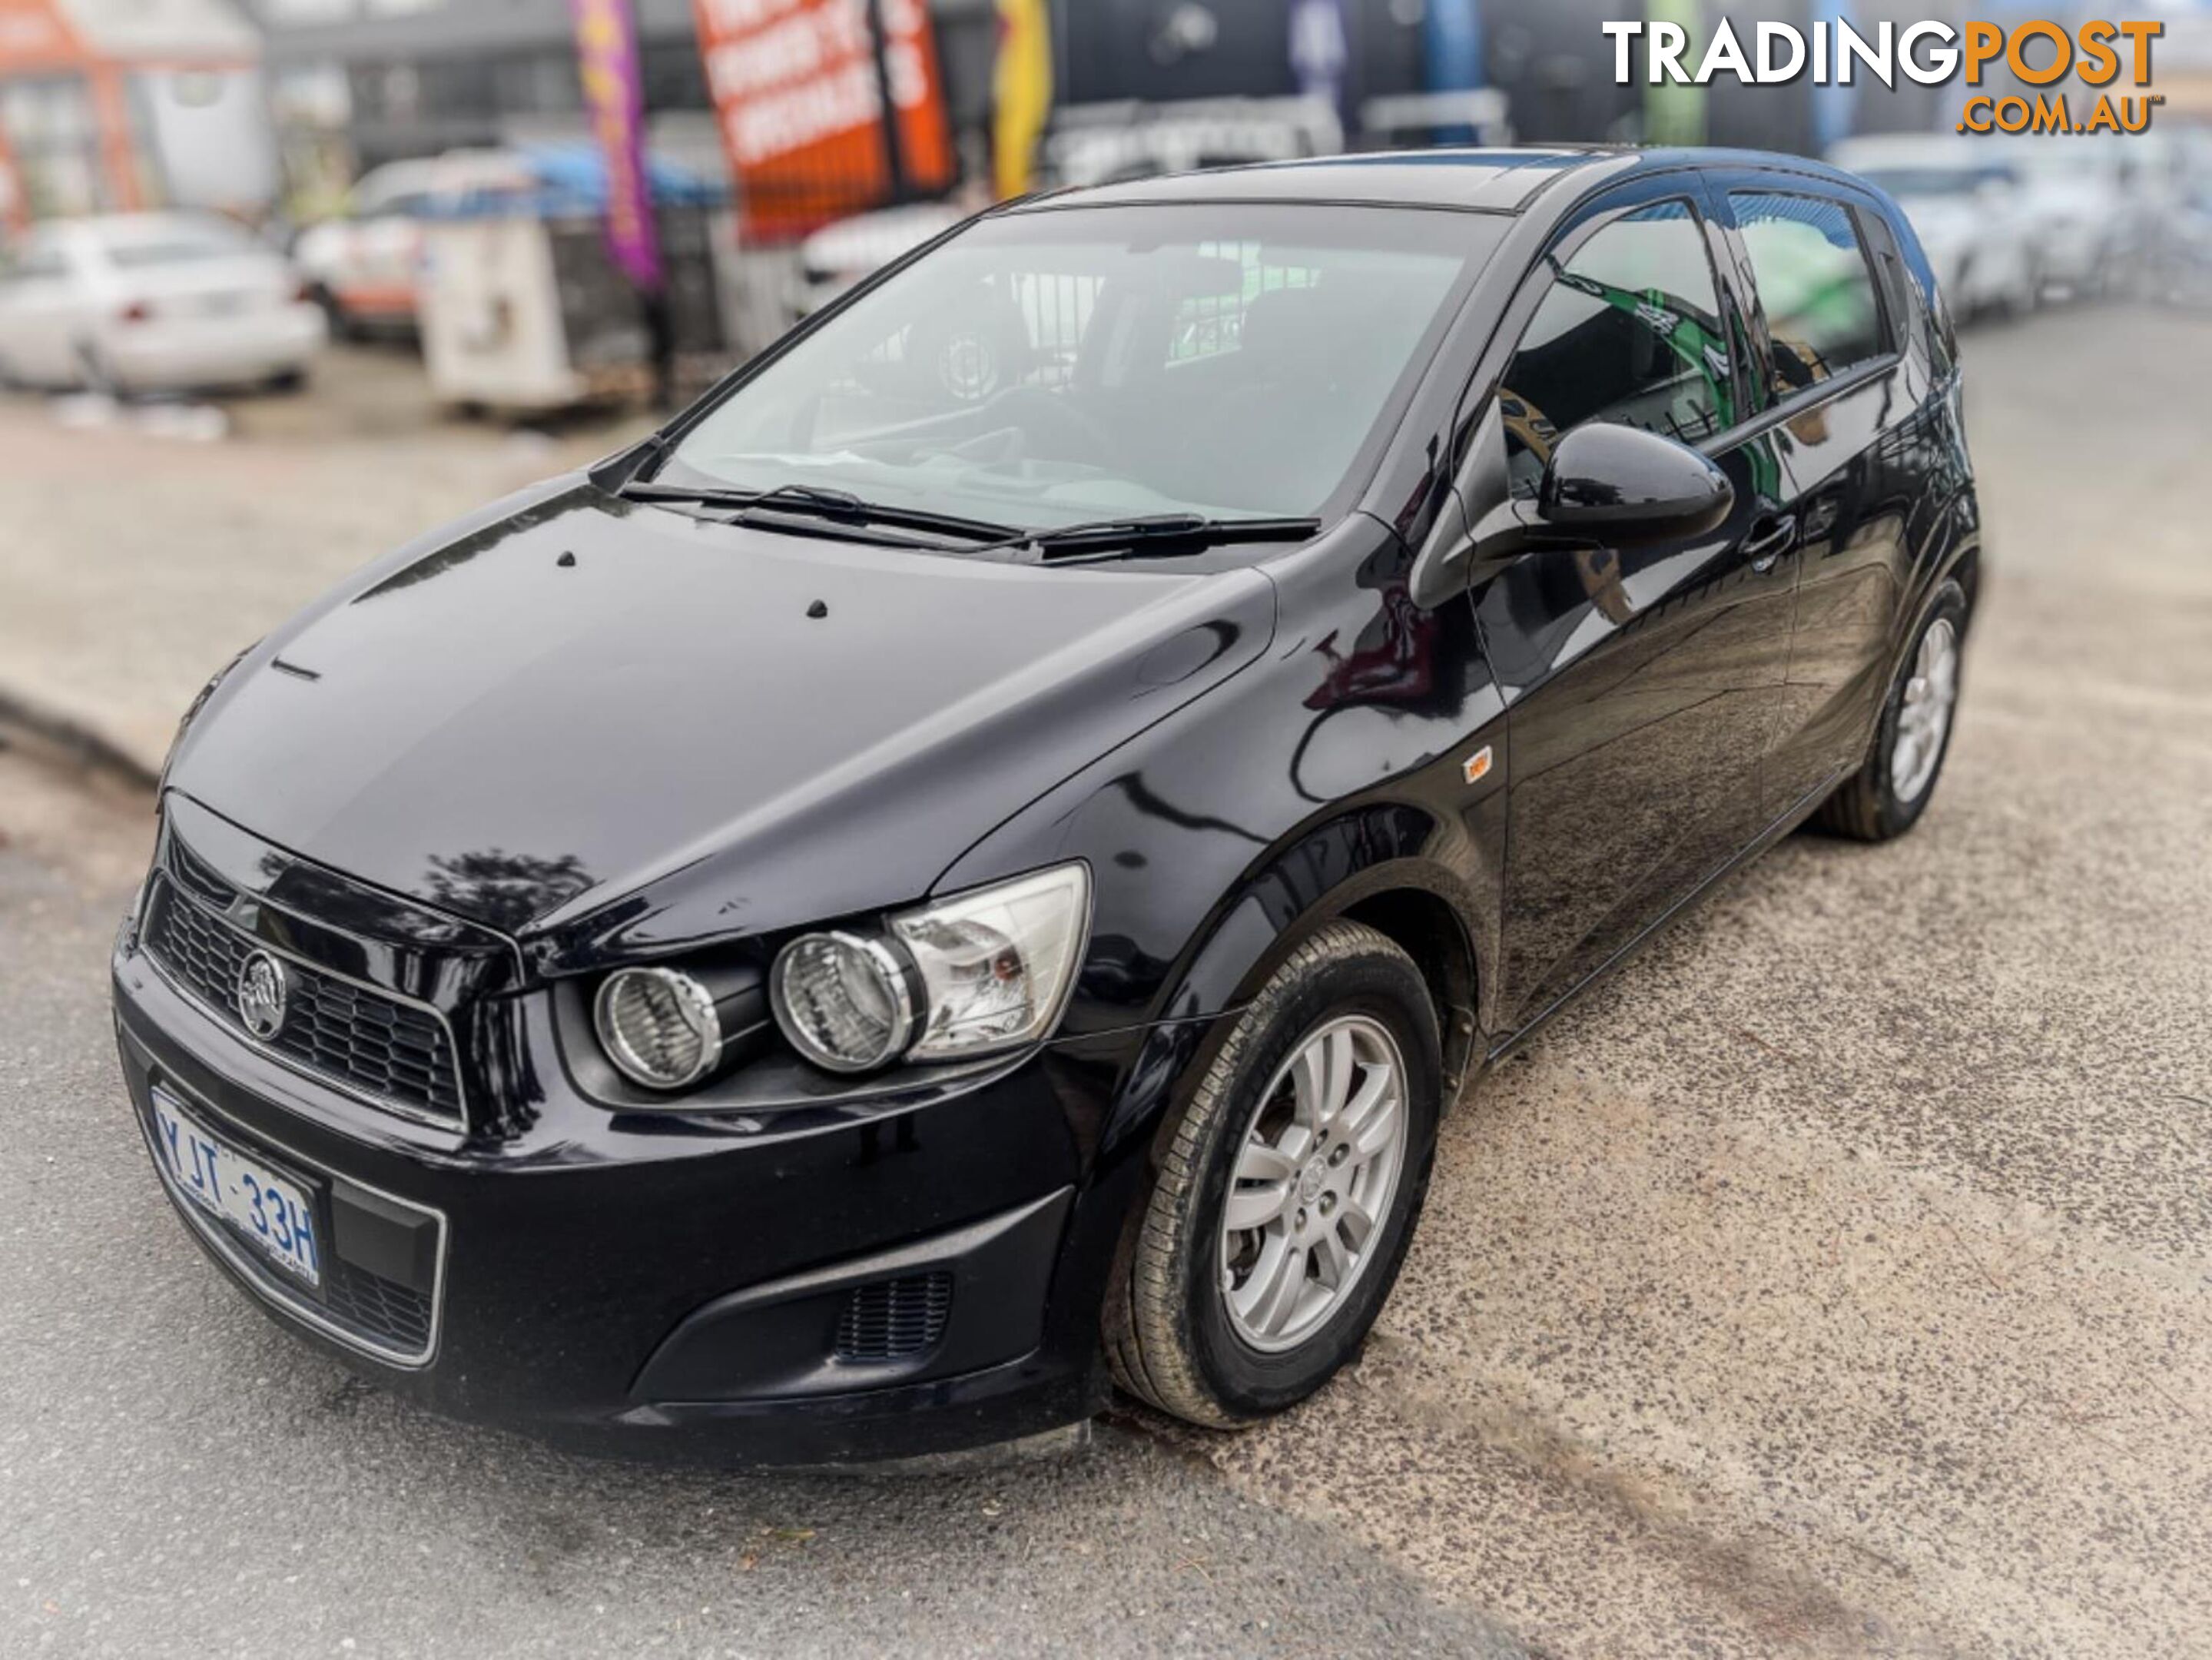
[595,966,725,1090]
[770,862,1091,1074]
[769,932,919,1074]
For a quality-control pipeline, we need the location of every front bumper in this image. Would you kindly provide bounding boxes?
[111,932,1166,1465]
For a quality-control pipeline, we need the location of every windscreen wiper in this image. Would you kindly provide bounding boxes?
[970,513,1324,562]
[618,485,1315,559]
[618,481,1020,544]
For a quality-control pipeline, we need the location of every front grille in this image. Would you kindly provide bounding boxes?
[323,1258,434,1353]
[834,1272,953,1363]
[143,877,466,1127]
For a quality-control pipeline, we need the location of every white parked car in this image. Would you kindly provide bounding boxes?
[0,213,326,395]
[1830,137,2040,320]
[290,158,448,337]
[1986,135,2149,297]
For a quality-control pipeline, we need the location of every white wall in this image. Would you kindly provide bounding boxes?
[138,65,281,211]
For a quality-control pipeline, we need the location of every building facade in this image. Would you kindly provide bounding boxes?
[250,0,717,210]
[0,0,273,227]
[249,0,1004,211]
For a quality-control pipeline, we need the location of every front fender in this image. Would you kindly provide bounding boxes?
[938,517,1507,1060]
[1166,815,1485,1024]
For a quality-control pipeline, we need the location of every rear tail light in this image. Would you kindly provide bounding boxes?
[293,280,314,304]
[119,300,152,324]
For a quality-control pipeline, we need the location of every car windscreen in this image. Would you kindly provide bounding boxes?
[661,202,1503,533]
[100,219,260,268]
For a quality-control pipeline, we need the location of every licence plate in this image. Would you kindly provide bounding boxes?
[151,1089,322,1288]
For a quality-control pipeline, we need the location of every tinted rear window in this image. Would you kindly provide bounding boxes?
[100,220,257,269]
[1729,193,1887,398]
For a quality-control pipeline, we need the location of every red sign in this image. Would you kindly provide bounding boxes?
[693,0,957,240]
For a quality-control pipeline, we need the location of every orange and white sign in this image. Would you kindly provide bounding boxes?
[0,0,77,71]
[0,0,254,71]
[693,0,957,240]
[0,0,259,223]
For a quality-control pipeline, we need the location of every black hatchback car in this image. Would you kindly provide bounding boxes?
[113,148,1978,1461]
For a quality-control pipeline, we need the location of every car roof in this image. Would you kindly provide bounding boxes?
[1005,145,1890,224]
[1020,147,1615,214]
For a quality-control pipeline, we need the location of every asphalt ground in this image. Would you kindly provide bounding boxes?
[3,304,2209,1656]
[0,742,1523,1658]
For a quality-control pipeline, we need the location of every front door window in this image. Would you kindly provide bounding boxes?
[1497,201,1736,502]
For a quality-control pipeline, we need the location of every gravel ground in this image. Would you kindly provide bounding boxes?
[2,305,2209,1657]
[0,345,648,773]
[0,745,1520,1659]
[1160,304,2212,1655]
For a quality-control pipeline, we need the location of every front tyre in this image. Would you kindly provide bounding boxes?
[1810,579,1968,842]
[1107,920,1441,1428]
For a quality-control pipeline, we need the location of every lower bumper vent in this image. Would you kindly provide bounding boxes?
[323,1259,435,1353]
[834,1272,953,1363]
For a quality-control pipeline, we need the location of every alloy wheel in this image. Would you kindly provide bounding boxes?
[1891,616,1959,804]
[1219,1014,1408,1354]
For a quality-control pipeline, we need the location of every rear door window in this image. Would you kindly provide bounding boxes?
[1854,206,1943,373]
[1728,192,1888,398]
[2,235,72,284]
[97,217,258,270]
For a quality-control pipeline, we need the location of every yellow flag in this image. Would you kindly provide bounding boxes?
[993,0,1053,199]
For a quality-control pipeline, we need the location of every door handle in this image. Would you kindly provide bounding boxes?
[1743,513,1798,573]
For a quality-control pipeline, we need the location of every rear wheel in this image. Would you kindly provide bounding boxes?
[73,340,131,399]
[1953,255,1979,320]
[1809,580,1967,842]
[1106,920,1441,1427]
[309,284,352,339]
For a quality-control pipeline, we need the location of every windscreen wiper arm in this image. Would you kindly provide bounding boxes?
[618,481,1020,543]
[970,513,1324,562]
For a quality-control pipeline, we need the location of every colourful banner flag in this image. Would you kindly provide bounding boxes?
[694,0,957,241]
[572,0,662,291]
[993,0,1052,198]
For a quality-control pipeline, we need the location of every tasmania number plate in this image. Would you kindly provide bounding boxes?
[151,1088,322,1288]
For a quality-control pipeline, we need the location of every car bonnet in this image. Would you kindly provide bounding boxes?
[164,481,1278,961]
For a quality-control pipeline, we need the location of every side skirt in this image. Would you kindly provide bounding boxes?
[1484,768,1851,1067]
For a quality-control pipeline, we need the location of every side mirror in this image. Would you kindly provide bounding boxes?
[1408,408,1734,610]
[1537,423,1733,546]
